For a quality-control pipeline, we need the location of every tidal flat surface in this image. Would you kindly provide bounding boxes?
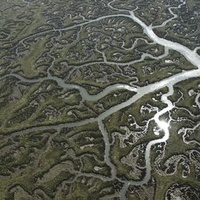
[0,0,200,199]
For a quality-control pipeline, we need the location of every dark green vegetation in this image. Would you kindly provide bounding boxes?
[0,0,200,199]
